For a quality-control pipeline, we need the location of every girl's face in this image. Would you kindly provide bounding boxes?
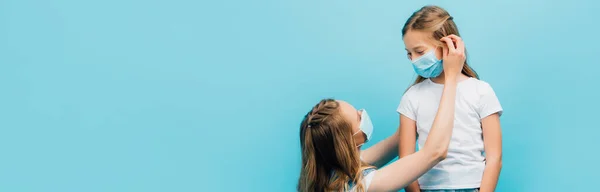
[337,100,366,149]
[403,30,443,61]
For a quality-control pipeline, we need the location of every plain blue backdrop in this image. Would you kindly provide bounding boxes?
[1,0,599,191]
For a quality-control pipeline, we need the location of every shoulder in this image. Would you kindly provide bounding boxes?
[471,78,492,87]
[361,168,377,191]
[404,80,429,96]
[466,78,495,95]
[346,168,377,192]
[363,168,376,176]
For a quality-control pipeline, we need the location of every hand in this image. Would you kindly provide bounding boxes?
[440,34,466,79]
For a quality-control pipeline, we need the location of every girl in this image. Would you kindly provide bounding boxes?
[297,36,467,191]
[398,6,503,192]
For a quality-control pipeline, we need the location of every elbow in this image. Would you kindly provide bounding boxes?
[422,139,450,163]
[431,147,449,162]
[486,155,502,168]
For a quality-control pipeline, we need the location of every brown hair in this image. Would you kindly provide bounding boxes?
[297,99,373,192]
[402,5,479,86]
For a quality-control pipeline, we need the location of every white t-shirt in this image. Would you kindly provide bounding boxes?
[397,78,502,189]
[349,168,376,192]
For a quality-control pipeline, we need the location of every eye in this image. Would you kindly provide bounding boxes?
[416,50,424,55]
[406,52,412,60]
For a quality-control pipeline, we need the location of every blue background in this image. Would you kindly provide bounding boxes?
[0,0,598,191]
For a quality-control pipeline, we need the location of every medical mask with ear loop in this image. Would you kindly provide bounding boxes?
[353,109,374,147]
[412,48,444,78]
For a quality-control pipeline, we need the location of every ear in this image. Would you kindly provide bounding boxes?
[435,46,444,60]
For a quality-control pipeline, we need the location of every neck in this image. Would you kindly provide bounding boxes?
[430,72,469,84]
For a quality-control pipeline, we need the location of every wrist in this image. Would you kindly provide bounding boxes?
[444,74,457,80]
[444,75,458,84]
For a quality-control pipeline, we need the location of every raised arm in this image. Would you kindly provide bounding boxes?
[368,35,465,191]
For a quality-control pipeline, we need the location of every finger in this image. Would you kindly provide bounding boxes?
[447,34,462,42]
[447,35,464,52]
[440,37,456,52]
[447,34,460,39]
[442,46,448,59]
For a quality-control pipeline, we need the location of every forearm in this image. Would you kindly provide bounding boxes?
[405,181,420,192]
[422,77,457,155]
[372,131,400,167]
[480,158,502,192]
[361,131,399,168]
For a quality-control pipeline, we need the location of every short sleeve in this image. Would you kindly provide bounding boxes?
[363,169,376,191]
[477,82,503,119]
[397,86,417,121]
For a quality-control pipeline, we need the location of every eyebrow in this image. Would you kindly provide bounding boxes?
[406,45,425,51]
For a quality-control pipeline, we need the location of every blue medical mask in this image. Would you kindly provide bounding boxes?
[354,109,373,147]
[412,49,443,78]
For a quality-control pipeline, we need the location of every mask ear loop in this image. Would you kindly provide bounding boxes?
[352,129,366,148]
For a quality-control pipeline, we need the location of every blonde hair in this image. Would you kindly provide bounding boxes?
[297,99,373,192]
[402,5,479,87]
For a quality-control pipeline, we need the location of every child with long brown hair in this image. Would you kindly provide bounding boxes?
[398,5,503,192]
